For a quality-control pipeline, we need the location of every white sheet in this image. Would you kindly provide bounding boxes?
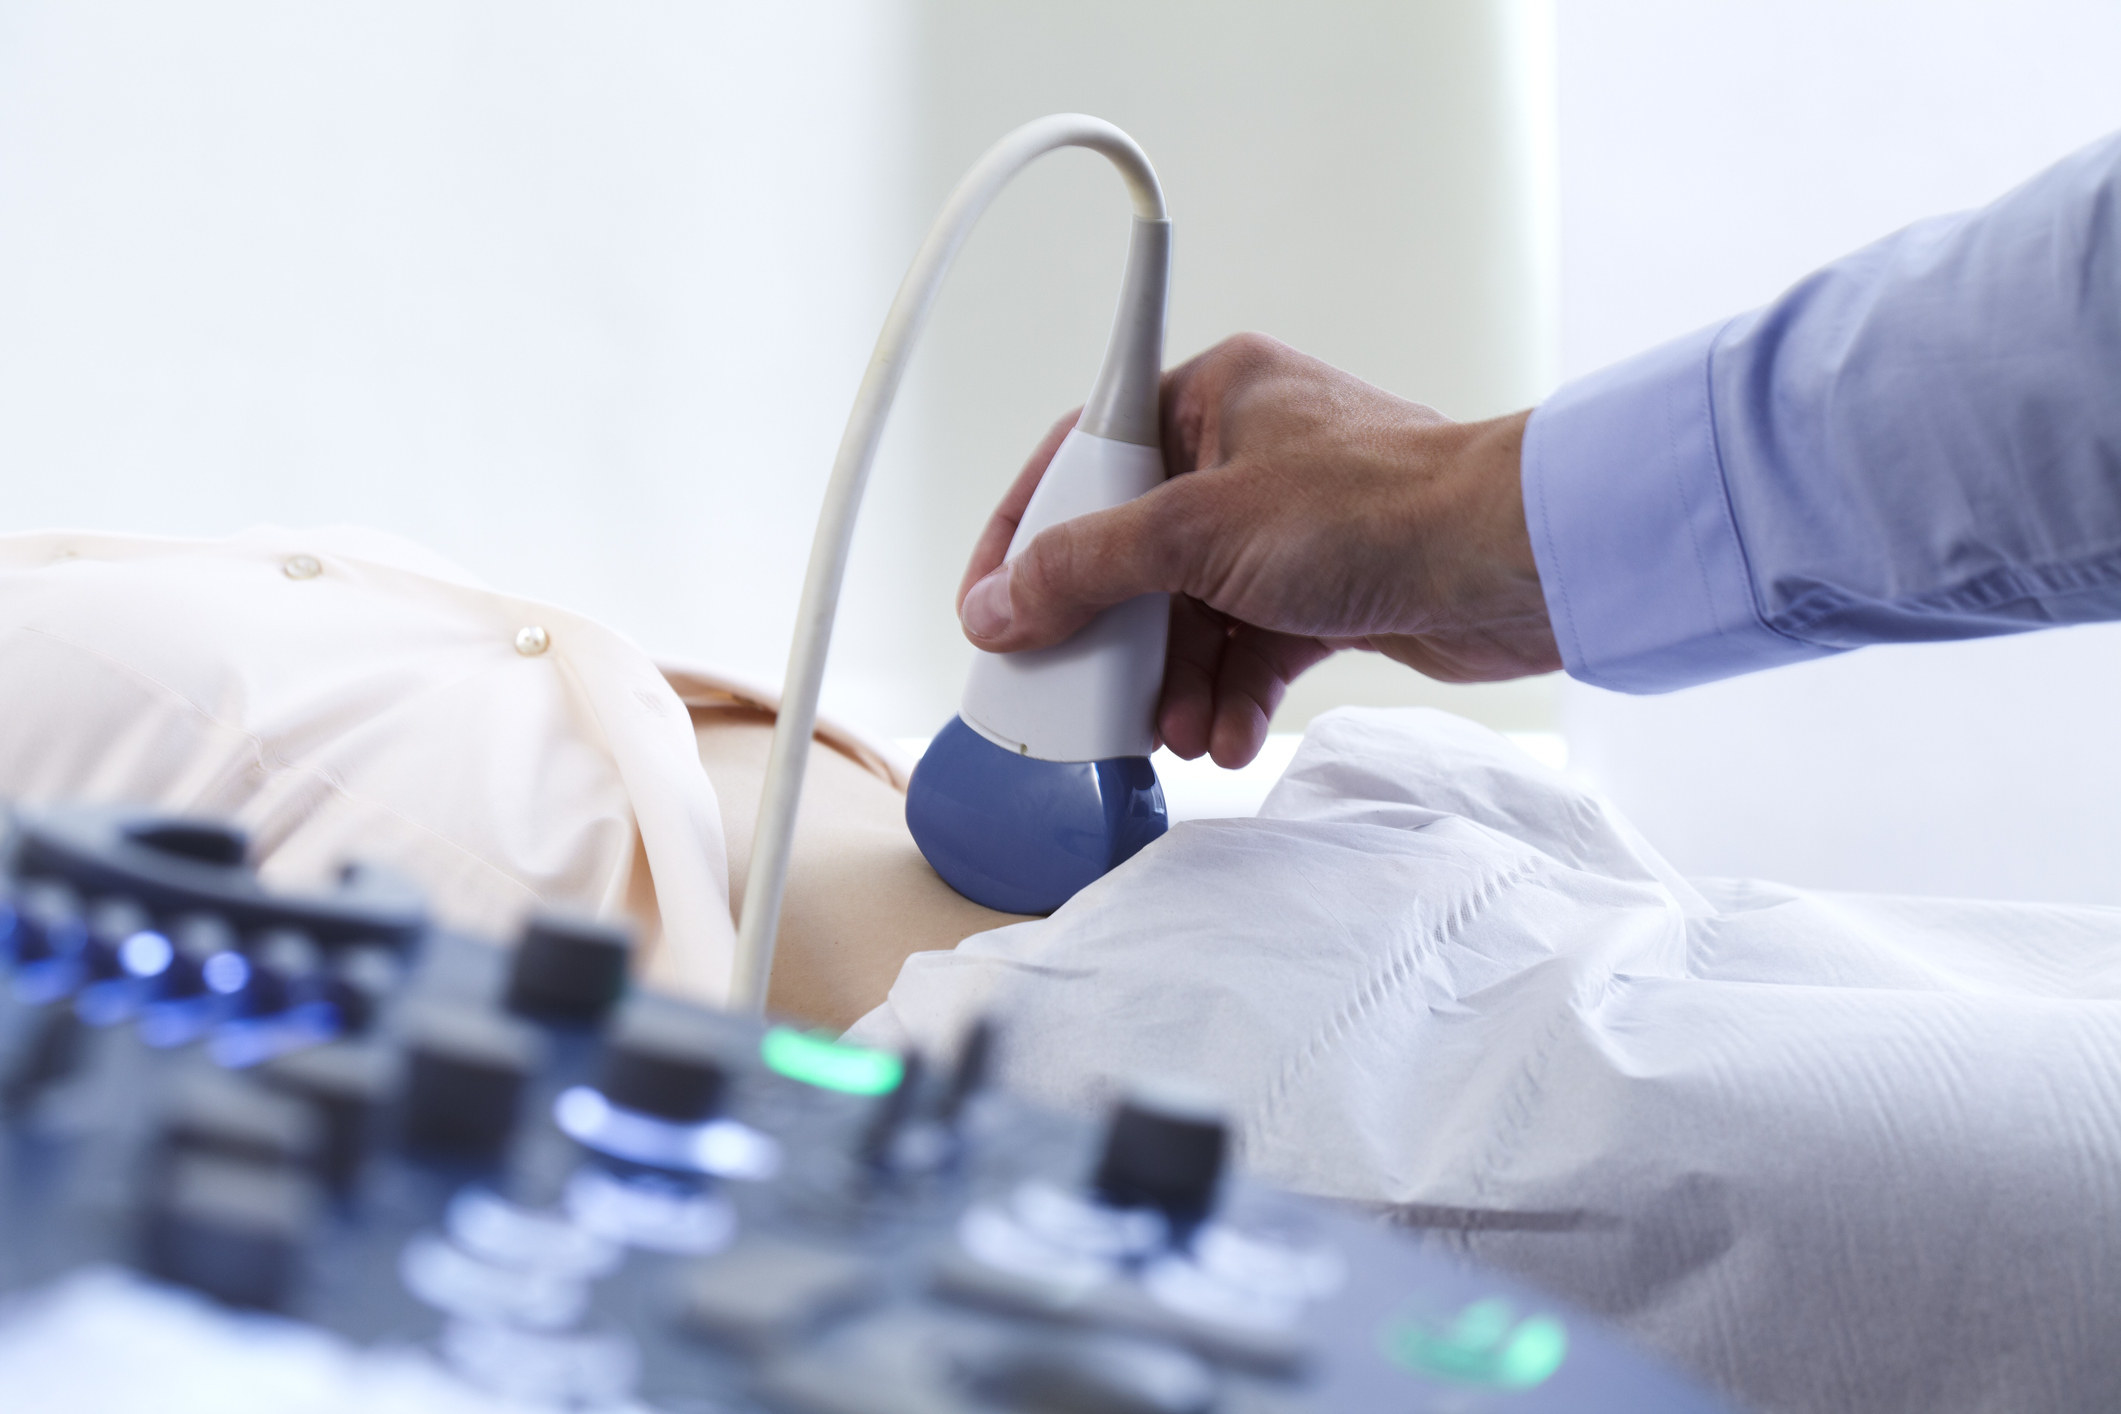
[849,707,2121,1414]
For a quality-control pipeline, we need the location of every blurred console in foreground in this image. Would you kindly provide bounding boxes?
[0,805,1730,1413]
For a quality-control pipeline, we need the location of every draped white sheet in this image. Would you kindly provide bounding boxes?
[850,707,2121,1414]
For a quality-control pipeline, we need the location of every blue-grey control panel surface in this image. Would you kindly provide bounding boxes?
[0,805,1732,1413]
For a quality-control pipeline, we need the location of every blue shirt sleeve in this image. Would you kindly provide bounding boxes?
[1522,131,2121,693]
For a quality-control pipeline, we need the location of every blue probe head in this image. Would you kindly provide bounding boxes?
[905,715,1167,915]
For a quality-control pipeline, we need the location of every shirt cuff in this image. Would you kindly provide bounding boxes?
[1521,322,1830,693]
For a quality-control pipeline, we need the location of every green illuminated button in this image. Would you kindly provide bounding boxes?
[1383,1296,1568,1390]
[760,1027,904,1096]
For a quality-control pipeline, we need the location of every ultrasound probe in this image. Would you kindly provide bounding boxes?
[733,115,1175,1009]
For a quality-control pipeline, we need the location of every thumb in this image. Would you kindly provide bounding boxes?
[959,488,1189,652]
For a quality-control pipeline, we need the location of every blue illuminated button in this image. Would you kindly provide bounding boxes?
[118,927,174,979]
[203,949,252,996]
[162,916,238,998]
[1383,1296,1569,1390]
[84,900,152,981]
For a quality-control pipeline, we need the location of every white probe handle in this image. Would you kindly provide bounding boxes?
[959,429,1168,761]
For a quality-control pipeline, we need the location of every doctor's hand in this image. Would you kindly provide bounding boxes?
[956,333,1559,769]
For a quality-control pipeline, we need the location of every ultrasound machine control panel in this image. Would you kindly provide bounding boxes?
[0,805,1730,1413]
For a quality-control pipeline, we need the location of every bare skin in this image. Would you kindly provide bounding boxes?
[958,334,1559,768]
[692,705,1028,1031]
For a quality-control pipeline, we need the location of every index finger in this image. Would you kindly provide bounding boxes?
[958,409,1081,607]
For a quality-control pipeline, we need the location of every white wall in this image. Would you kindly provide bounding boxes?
[0,0,911,703]
[1554,0,2121,902]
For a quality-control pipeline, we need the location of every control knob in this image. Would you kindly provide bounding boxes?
[141,1152,319,1310]
[597,998,731,1123]
[402,1002,547,1162]
[1092,1084,1229,1240]
[506,913,634,1026]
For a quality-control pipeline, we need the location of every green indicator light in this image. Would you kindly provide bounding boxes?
[1382,1296,1569,1390]
[1496,1316,1569,1389]
[760,1027,904,1096]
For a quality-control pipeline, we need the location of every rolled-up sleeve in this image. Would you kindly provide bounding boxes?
[1523,131,2121,693]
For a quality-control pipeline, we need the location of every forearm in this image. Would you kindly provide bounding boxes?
[1525,131,2121,692]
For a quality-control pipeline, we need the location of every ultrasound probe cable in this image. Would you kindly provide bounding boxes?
[730,115,1167,1012]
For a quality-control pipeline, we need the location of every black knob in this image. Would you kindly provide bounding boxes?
[857,1051,926,1171]
[239,928,321,1015]
[11,882,84,965]
[159,1067,322,1171]
[141,1152,318,1310]
[260,1042,398,1188]
[506,913,633,1025]
[401,1003,546,1162]
[1092,1087,1229,1238]
[597,998,730,1123]
[0,1008,85,1111]
[320,945,400,1035]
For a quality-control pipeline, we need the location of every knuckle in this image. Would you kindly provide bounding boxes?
[1219,331,1289,370]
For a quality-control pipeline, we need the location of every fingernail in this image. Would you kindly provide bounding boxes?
[962,566,1014,639]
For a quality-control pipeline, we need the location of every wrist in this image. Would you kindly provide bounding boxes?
[1385,407,1557,679]
[1430,408,1541,599]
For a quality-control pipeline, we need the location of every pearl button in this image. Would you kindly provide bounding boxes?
[514,625,551,656]
[283,554,322,580]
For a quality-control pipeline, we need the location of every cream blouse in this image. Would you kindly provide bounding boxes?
[0,525,896,1005]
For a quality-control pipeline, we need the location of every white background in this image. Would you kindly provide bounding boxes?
[1555,0,2121,903]
[0,0,916,715]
